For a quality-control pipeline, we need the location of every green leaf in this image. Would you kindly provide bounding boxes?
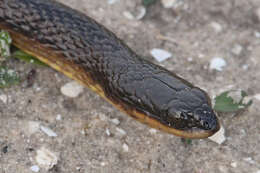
[0,66,19,88]
[142,0,157,7]
[214,90,253,112]
[181,138,192,145]
[0,31,12,58]
[13,50,47,66]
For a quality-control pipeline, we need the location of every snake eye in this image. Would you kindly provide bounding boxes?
[203,121,210,129]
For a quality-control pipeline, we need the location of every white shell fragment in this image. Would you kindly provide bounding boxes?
[30,165,40,172]
[209,57,226,71]
[60,81,84,98]
[208,125,226,144]
[150,48,172,62]
[40,126,57,137]
[36,147,58,170]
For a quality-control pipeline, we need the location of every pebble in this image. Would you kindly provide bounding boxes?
[36,147,58,170]
[107,0,119,5]
[116,127,126,136]
[0,94,7,103]
[149,128,157,134]
[122,143,129,152]
[123,6,146,20]
[105,128,111,136]
[242,64,249,70]
[243,157,255,164]
[150,48,172,62]
[208,125,226,144]
[60,81,84,98]
[40,126,57,137]
[209,57,226,71]
[110,118,120,125]
[256,170,260,173]
[254,94,260,101]
[30,165,40,172]
[161,0,178,8]
[231,44,243,56]
[56,114,62,121]
[210,22,223,33]
[254,31,260,38]
[27,121,40,135]
[230,162,237,168]
[187,57,193,62]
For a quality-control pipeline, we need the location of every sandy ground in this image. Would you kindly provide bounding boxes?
[1,0,260,172]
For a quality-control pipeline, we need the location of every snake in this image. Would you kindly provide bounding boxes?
[0,0,220,139]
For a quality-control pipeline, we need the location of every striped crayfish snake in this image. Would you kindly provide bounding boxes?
[0,0,220,139]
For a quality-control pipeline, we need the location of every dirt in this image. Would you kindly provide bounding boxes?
[1,0,260,173]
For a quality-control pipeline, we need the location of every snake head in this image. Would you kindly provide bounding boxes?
[163,87,220,139]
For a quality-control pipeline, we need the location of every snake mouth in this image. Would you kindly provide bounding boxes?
[178,122,221,139]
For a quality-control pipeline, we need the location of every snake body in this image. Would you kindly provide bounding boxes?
[0,0,219,138]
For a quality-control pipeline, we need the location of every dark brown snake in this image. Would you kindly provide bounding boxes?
[0,0,220,139]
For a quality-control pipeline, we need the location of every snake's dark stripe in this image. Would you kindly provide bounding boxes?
[0,0,220,138]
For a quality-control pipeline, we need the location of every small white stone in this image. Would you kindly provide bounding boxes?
[150,48,172,62]
[256,170,260,173]
[100,162,107,166]
[161,0,177,8]
[56,114,62,121]
[254,94,260,101]
[123,11,135,20]
[123,6,146,20]
[149,128,157,134]
[135,6,146,20]
[30,165,40,172]
[60,81,84,98]
[40,126,57,137]
[116,127,126,136]
[187,57,193,62]
[230,162,237,168]
[242,64,249,70]
[122,143,129,152]
[105,128,111,136]
[210,57,227,71]
[243,157,255,164]
[107,0,119,5]
[36,147,58,170]
[27,121,40,135]
[0,94,7,103]
[210,22,222,33]
[254,31,260,38]
[110,118,120,125]
[231,44,243,55]
[208,125,226,144]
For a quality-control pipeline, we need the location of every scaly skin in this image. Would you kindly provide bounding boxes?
[0,0,220,138]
